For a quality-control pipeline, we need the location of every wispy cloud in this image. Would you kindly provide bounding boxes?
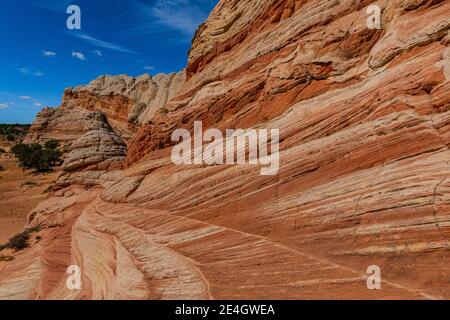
[0,92,47,110]
[125,0,216,44]
[152,0,208,36]
[92,50,103,57]
[29,0,71,12]
[17,67,45,77]
[70,33,138,54]
[144,65,155,71]
[17,67,30,75]
[72,51,86,61]
[0,103,9,110]
[42,50,56,57]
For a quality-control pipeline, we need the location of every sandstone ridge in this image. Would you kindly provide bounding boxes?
[1,0,449,300]
[24,71,185,144]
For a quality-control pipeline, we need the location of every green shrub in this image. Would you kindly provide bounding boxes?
[44,139,59,150]
[11,141,62,172]
[22,181,38,188]
[0,256,14,262]
[7,232,30,251]
[43,184,55,194]
[0,124,30,136]
[0,225,42,252]
[6,135,15,141]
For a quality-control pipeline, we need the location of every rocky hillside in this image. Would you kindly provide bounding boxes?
[0,0,449,299]
[24,72,185,144]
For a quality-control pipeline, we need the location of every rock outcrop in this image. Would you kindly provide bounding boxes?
[1,0,449,300]
[54,112,127,189]
[61,112,127,173]
[23,106,91,145]
[24,72,185,144]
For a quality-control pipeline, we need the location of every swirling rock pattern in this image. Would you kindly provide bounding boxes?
[1,0,449,300]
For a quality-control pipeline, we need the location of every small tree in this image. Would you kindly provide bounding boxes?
[44,139,59,150]
[11,140,62,172]
[44,140,62,166]
[7,232,30,251]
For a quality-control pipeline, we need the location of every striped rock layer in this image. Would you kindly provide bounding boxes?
[1,0,449,299]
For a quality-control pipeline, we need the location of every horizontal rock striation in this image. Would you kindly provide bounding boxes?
[25,72,185,144]
[1,0,449,300]
[61,112,127,173]
[56,112,127,189]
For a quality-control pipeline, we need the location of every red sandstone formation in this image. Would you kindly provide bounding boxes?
[1,0,449,300]
[24,72,185,144]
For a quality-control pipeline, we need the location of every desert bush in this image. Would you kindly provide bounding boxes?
[0,256,14,262]
[43,184,55,194]
[0,124,30,136]
[0,148,5,154]
[0,225,42,252]
[159,107,169,114]
[22,181,38,188]
[11,141,62,172]
[6,135,15,141]
[44,139,59,150]
[7,233,30,250]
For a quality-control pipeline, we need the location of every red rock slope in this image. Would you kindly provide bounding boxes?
[0,0,449,299]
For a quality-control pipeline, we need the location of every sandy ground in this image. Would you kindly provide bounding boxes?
[0,141,59,245]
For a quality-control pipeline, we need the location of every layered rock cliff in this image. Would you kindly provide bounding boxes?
[1,0,449,300]
[24,71,185,144]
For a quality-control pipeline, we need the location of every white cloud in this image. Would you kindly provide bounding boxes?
[42,50,56,57]
[125,0,215,45]
[152,0,204,36]
[70,34,138,54]
[20,96,31,100]
[72,51,86,61]
[34,102,43,107]
[17,67,30,75]
[29,0,71,12]
[17,67,44,77]
[0,103,9,109]
[92,50,103,57]
[144,65,155,71]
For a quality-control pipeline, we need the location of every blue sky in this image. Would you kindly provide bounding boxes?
[0,0,217,124]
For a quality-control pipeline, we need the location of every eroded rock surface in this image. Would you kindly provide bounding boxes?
[1,0,449,300]
[61,112,127,173]
[57,112,127,188]
[24,72,185,144]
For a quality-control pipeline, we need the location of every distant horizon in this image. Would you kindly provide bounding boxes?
[0,0,218,124]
